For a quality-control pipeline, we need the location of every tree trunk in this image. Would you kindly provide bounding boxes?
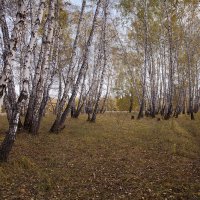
[90,0,108,122]
[29,0,56,134]
[50,0,102,132]
[137,0,148,120]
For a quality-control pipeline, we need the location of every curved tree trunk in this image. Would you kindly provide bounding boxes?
[50,0,102,132]
[0,0,27,162]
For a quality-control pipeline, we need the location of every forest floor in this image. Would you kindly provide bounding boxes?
[0,112,200,200]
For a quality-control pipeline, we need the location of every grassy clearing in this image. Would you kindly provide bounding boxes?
[0,112,200,200]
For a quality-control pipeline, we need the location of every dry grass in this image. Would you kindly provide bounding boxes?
[0,112,200,200]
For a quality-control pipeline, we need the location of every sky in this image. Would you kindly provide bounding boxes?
[70,0,82,6]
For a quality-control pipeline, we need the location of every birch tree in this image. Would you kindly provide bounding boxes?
[0,0,27,162]
[50,0,102,133]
